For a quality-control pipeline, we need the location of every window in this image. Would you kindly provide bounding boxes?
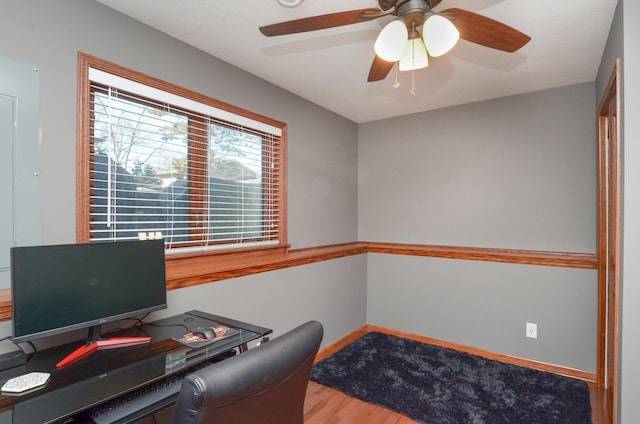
[77,54,287,256]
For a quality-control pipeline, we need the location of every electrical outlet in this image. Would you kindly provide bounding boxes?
[526,322,537,339]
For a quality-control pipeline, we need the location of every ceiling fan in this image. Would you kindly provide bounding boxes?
[259,0,531,83]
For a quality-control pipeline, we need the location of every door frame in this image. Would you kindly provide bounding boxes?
[597,58,620,424]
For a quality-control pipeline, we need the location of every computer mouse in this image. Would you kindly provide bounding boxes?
[192,327,216,340]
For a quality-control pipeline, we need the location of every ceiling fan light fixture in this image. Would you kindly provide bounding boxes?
[374,19,408,62]
[399,37,428,71]
[422,14,460,57]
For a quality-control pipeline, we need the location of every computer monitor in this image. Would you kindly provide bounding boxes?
[10,239,167,368]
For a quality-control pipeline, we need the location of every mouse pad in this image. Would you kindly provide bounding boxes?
[172,324,239,348]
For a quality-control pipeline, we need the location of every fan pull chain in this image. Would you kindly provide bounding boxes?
[393,65,400,89]
[410,20,417,96]
[411,69,416,96]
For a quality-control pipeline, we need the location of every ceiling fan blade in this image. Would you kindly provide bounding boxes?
[260,8,382,37]
[442,8,531,53]
[367,55,395,82]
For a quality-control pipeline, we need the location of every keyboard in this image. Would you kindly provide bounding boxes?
[85,354,230,424]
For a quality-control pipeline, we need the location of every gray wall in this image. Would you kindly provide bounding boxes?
[358,83,597,252]
[367,255,596,371]
[158,255,367,345]
[0,0,361,347]
[359,83,599,371]
[620,0,640,419]
[599,1,640,423]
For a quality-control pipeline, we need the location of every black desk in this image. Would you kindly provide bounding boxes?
[0,311,272,423]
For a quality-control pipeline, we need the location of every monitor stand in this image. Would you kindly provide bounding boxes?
[56,325,151,369]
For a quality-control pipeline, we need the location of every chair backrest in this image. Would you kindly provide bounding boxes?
[171,320,324,424]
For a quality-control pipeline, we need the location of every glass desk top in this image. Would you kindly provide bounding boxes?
[0,310,272,423]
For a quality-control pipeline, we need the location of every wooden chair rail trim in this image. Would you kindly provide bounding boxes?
[0,242,597,321]
[316,324,597,383]
[364,242,598,269]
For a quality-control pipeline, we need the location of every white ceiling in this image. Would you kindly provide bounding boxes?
[95,0,618,123]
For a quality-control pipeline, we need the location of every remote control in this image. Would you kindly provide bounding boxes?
[1,372,50,393]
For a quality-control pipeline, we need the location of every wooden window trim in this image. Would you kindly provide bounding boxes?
[77,52,287,273]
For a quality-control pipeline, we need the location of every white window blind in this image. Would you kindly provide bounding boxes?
[88,68,283,253]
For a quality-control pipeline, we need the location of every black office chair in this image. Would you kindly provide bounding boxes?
[171,320,324,424]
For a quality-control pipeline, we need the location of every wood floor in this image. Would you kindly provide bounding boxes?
[304,381,607,424]
[304,325,610,424]
[150,381,607,424]
[304,381,416,423]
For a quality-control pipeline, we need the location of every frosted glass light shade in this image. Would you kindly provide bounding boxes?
[399,38,429,71]
[277,0,303,7]
[374,20,408,62]
[423,15,460,57]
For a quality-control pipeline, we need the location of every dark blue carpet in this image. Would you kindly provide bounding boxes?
[310,332,591,424]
